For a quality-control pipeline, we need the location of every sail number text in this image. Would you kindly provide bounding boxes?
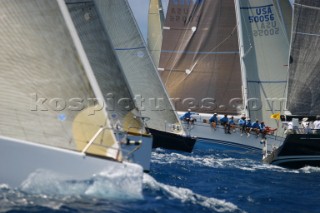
[247,5,279,37]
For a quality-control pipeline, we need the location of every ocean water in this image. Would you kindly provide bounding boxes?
[1,139,320,213]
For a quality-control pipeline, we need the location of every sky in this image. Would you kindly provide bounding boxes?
[127,0,150,41]
[128,0,169,41]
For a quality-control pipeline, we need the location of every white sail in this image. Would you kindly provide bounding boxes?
[148,0,165,68]
[94,0,183,134]
[0,0,143,187]
[65,0,152,171]
[235,0,292,133]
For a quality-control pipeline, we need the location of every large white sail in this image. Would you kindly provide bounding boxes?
[0,0,119,156]
[286,0,320,115]
[94,0,183,133]
[65,0,144,134]
[0,0,145,187]
[65,0,153,171]
[235,0,292,132]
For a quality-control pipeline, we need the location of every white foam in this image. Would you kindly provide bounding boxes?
[143,174,245,212]
[19,163,143,200]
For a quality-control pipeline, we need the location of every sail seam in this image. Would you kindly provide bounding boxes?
[295,32,320,37]
[161,50,239,54]
[240,4,273,10]
[114,46,145,50]
[247,80,287,83]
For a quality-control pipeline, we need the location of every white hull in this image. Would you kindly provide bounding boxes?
[178,112,284,152]
[121,134,153,172]
[0,136,143,188]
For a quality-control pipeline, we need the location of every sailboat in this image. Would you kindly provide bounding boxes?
[152,0,291,151]
[0,0,143,187]
[263,0,320,169]
[65,0,152,172]
[93,0,196,152]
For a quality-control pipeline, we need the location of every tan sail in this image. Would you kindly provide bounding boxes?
[158,0,243,115]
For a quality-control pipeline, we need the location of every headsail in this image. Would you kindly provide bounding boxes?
[0,0,119,160]
[65,0,143,133]
[94,0,182,133]
[148,0,165,68]
[158,0,243,115]
[235,0,292,130]
[286,0,320,115]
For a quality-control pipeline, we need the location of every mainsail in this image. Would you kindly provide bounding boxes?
[0,0,119,159]
[158,0,243,115]
[65,0,144,133]
[286,0,320,115]
[148,0,165,68]
[94,0,182,133]
[235,0,292,130]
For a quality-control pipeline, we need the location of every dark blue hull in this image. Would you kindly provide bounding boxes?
[263,134,320,169]
[147,128,197,153]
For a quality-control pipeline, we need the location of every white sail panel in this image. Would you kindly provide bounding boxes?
[66,0,143,132]
[236,0,291,129]
[148,0,165,68]
[0,0,118,157]
[94,0,181,132]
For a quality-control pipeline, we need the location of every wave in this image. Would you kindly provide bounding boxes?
[143,174,245,213]
[18,165,143,200]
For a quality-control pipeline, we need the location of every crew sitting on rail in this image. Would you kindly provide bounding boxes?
[220,114,231,134]
[251,119,260,136]
[209,113,218,130]
[180,109,196,124]
[238,116,246,134]
[245,118,252,136]
[229,116,236,132]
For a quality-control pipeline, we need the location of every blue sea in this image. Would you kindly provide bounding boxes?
[1,139,320,213]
